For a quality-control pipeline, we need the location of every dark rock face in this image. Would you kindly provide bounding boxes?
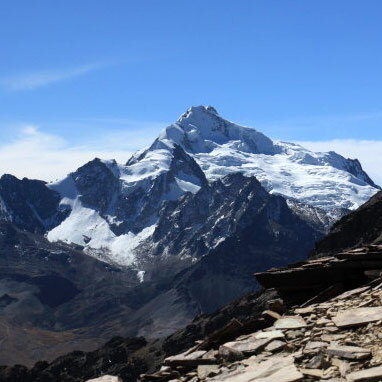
[72,158,120,214]
[151,174,270,257]
[163,188,322,314]
[65,146,208,235]
[343,158,380,189]
[119,145,208,234]
[312,191,382,256]
[0,174,68,233]
[137,173,324,282]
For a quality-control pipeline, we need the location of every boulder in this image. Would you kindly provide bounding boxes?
[197,364,220,379]
[347,365,382,381]
[326,345,371,360]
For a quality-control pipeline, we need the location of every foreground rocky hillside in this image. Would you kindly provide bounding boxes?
[2,190,382,381]
[142,257,382,382]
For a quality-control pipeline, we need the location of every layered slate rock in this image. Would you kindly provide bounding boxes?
[332,307,382,328]
[255,245,382,303]
[140,270,382,382]
[347,365,382,382]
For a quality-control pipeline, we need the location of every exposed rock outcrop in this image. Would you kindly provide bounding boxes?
[141,254,382,382]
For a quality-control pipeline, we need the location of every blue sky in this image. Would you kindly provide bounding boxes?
[1,1,382,182]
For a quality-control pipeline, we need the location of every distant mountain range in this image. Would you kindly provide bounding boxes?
[0,106,379,365]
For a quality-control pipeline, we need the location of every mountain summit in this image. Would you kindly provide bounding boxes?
[131,105,378,209]
[159,105,276,155]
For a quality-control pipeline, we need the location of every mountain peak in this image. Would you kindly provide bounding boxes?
[177,105,219,122]
[158,105,276,156]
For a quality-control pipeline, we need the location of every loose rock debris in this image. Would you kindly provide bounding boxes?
[139,248,382,381]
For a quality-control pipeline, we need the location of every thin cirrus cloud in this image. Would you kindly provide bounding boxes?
[0,62,108,91]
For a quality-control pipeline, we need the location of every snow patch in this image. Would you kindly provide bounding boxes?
[47,197,156,266]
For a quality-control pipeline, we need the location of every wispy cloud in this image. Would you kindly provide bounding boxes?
[0,62,107,91]
[0,124,159,181]
[298,139,382,186]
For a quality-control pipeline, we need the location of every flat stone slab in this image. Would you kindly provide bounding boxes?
[164,350,215,366]
[263,310,282,319]
[221,330,284,356]
[326,345,371,360]
[294,307,315,315]
[332,307,382,328]
[304,341,329,352]
[316,317,331,326]
[209,356,303,382]
[300,368,324,378]
[254,330,285,340]
[274,315,307,329]
[197,364,220,379]
[333,286,370,300]
[221,338,270,355]
[165,349,206,361]
[265,339,285,353]
[86,377,122,382]
[346,365,382,381]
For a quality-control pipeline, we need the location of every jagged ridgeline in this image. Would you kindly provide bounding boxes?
[0,106,379,368]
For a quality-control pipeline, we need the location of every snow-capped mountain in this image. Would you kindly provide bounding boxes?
[42,106,378,266]
[140,106,377,210]
[0,106,379,272]
[0,105,380,341]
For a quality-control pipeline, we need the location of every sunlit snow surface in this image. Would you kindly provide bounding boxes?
[46,106,379,268]
[193,143,373,210]
[159,106,378,210]
[47,194,156,266]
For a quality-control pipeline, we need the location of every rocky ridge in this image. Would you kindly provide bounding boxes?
[140,246,382,382]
